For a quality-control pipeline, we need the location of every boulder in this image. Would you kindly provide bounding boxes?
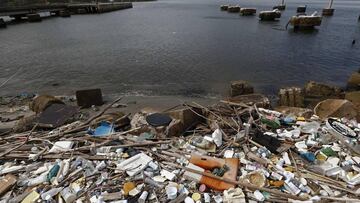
[314,99,357,120]
[304,81,343,108]
[29,95,64,114]
[345,91,360,120]
[274,106,313,119]
[165,119,183,137]
[347,72,360,91]
[227,94,270,108]
[166,107,203,136]
[278,87,304,107]
[345,91,360,108]
[230,81,254,97]
[13,115,37,133]
[304,81,342,98]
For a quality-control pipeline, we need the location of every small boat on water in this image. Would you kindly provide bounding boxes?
[227,5,241,13]
[240,8,256,16]
[259,9,281,21]
[220,5,229,11]
[289,11,322,29]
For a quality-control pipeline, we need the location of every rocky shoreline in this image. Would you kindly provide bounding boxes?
[0,69,360,202]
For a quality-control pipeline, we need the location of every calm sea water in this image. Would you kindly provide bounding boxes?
[1,0,360,98]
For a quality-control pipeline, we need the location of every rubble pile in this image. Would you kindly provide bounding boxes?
[1,88,360,203]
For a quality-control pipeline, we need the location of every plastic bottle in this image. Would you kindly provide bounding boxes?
[144,177,163,188]
[138,191,148,203]
[28,173,48,186]
[60,187,76,203]
[300,122,320,134]
[41,187,63,200]
[47,163,60,182]
[212,129,222,147]
[166,186,177,200]
[204,193,211,203]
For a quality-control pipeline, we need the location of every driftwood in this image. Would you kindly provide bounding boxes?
[0,124,37,158]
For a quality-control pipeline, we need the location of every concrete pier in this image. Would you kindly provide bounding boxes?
[297,6,306,13]
[0,3,133,18]
[220,5,229,11]
[259,10,281,21]
[68,2,133,14]
[322,8,334,16]
[227,5,240,13]
[0,2,133,27]
[27,13,41,22]
[290,15,322,30]
[240,8,256,16]
[322,0,334,16]
[76,8,87,14]
[59,10,71,17]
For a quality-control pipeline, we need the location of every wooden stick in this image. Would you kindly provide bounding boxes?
[191,102,239,133]
[3,153,107,160]
[64,97,123,134]
[73,140,171,152]
[321,196,359,202]
[84,97,123,125]
[220,100,251,108]
[0,124,37,158]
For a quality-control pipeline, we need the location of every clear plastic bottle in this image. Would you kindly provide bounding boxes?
[300,121,320,134]
[41,187,63,200]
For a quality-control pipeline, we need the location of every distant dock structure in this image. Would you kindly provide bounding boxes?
[0,2,133,27]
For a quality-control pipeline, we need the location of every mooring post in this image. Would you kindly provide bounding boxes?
[273,0,286,10]
[328,0,334,9]
[322,0,335,16]
[96,0,100,13]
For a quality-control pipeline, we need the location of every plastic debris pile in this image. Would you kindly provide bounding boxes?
[1,93,360,203]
